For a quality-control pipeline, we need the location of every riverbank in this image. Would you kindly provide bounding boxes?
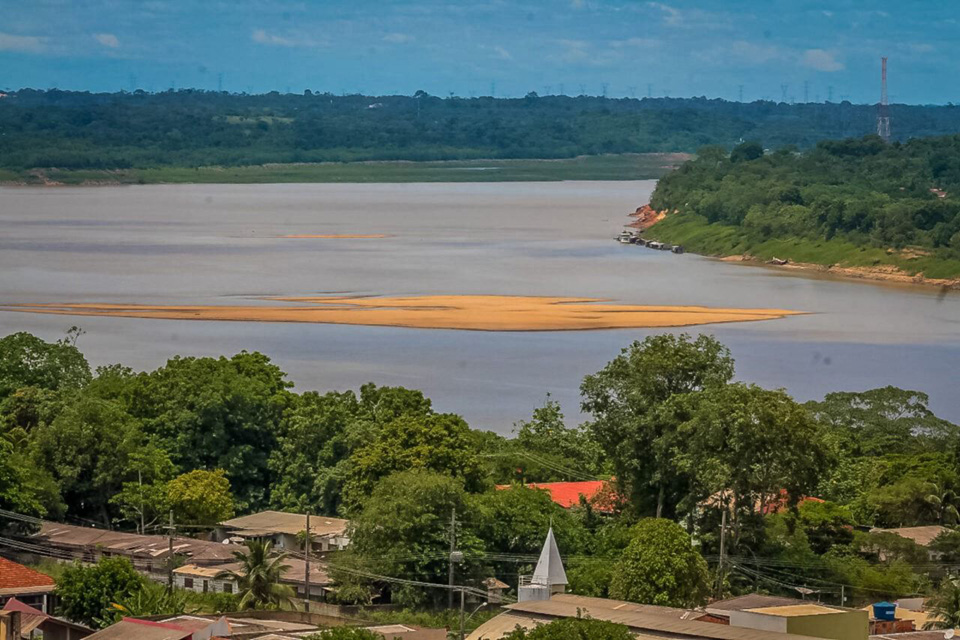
[0,154,688,186]
[644,213,960,289]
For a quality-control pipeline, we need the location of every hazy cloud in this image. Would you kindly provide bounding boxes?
[0,32,45,53]
[492,45,512,60]
[729,40,781,64]
[611,37,658,49]
[93,33,120,48]
[648,2,683,25]
[801,48,844,71]
[383,32,414,44]
[251,28,323,48]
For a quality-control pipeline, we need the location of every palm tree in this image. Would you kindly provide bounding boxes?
[924,578,960,630]
[217,540,297,610]
[925,483,960,525]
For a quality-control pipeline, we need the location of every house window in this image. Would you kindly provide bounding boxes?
[203,580,209,593]
[184,578,194,589]
[223,583,233,594]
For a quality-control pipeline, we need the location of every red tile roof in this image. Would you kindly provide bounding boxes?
[495,481,615,510]
[0,556,55,591]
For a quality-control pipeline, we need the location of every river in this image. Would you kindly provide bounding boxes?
[2,181,959,431]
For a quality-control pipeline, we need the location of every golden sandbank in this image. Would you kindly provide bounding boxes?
[0,295,802,332]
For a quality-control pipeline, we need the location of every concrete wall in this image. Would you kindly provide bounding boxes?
[787,610,868,640]
[174,573,236,595]
[729,611,788,634]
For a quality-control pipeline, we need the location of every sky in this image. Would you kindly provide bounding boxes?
[1,0,957,104]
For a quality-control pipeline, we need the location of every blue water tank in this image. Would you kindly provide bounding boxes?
[873,602,897,621]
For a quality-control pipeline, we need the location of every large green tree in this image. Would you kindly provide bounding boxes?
[0,330,91,399]
[167,468,235,526]
[808,387,959,457]
[343,469,483,606]
[123,352,292,510]
[609,518,709,607]
[343,413,484,510]
[29,393,154,524]
[56,557,145,627]
[676,383,831,547]
[268,384,432,516]
[581,334,734,518]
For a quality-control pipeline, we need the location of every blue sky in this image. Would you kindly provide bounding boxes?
[1,0,956,104]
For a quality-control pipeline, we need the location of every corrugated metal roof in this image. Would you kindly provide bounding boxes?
[707,595,806,613]
[85,619,192,640]
[746,605,848,617]
[467,612,549,640]
[871,526,948,547]
[506,597,821,640]
[220,511,349,538]
[32,521,238,563]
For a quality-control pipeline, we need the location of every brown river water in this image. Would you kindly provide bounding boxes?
[2,181,959,431]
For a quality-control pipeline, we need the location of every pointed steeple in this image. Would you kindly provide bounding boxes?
[531,527,567,586]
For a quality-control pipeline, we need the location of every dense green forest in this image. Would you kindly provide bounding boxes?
[3,89,960,172]
[4,329,960,616]
[647,135,960,279]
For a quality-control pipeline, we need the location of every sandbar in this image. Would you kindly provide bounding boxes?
[0,295,802,332]
[278,234,391,239]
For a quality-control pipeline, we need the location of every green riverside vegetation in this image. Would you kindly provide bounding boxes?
[645,135,960,280]
[4,89,960,180]
[4,329,960,623]
[8,154,682,185]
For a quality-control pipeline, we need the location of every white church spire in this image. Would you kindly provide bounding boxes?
[531,526,567,587]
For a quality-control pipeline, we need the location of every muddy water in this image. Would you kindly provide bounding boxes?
[2,181,959,430]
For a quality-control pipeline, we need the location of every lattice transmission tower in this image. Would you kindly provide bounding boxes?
[877,57,891,142]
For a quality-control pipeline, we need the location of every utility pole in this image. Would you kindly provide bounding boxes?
[166,510,174,591]
[459,588,466,640]
[448,507,457,609]
[138,470,145,535]
[738,85,744,103]
[716,509,727,599]
[840,584,845,607]
[304,511,311,613]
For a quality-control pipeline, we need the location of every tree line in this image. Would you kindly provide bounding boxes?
[648,135,960,271]
[3,329,960,613]
[3,90,960,170]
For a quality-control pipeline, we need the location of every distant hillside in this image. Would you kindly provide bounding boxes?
[645,135,960,283]
[3,89,960,171]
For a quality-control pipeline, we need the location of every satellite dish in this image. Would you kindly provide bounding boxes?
[944,629,954,639]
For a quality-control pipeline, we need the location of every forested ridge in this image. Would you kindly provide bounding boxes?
[647,135,960,279]
[5,329,960,617]
[3,89,960,170]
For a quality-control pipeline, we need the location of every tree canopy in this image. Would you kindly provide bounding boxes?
[609,518,710,607]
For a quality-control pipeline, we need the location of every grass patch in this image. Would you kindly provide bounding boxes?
[4,154,686,186]
[647,214,960,279]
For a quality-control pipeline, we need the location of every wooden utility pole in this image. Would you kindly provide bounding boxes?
[448,507,456,609]
[716,509,727,599]
[459,588,466,640]
[304,511,311,613]
[166,510,174,591]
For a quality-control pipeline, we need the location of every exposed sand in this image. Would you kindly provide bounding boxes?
[0,295,802,332]
[278,234,391,239]
[717,255,960,290]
